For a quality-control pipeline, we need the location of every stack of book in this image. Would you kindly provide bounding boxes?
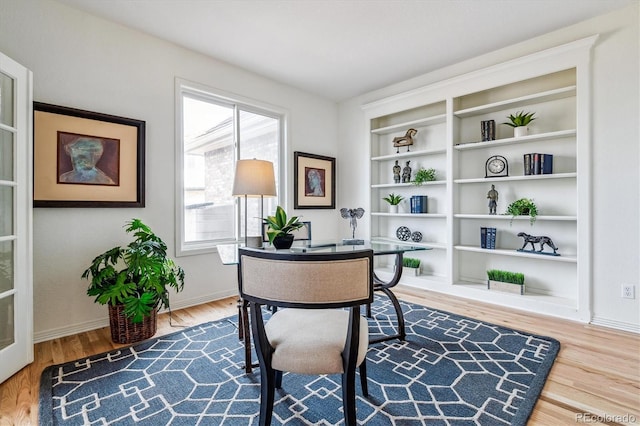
[480,227,497,249]
[523,153,553,175]
[410,196,428,213]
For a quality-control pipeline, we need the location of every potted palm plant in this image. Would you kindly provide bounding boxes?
[503,110,536,137]
[82,219,185,344]
[263,205,305,249]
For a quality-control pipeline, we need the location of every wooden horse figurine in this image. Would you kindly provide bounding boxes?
[393,128,417,153]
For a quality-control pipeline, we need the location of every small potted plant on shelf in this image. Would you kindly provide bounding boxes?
[263,205,305,249]
[382,193,404,213]
[412,167,437,186]
[402,257,421,276]
[82,219,185,344]
[487,269,525,295]
[505,198,538,225]
[502,110,536,138]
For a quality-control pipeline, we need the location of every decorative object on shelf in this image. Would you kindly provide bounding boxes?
[393,160,401,183]
[412,167,437,185]
[264,205,305,249]
[487,269,525,295]
[293,151,336,209]
[402,257,421,276]
[411,231,423,243]
[487,184,499,215]
[392,128,417,153]
[505,198,538,225]
[524,153,553,175]
[410,195,428,213]
[340,207,365,245]
[480,227,497,249]
[402,161,412,183]
[481,120,496,141]
[485,155,509,178]
[517,232,560,256]
[396,226,411,241]
[502,110,536,138]
[382,193,404,214]
[82,219,185,343]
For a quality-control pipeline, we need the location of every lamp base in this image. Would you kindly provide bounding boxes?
[245,236,263,248]
[342,238,365,245]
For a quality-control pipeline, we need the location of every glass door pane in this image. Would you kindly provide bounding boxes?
[0,128,13,181]
[0,71,14,127]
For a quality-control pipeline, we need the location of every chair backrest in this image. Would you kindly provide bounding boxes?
[262,221,312,242]
[238,248,373,309]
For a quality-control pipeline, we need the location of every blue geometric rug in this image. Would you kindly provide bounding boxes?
[39,297,559,425]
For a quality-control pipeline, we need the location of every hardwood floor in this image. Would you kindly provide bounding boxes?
[1,289,638,425]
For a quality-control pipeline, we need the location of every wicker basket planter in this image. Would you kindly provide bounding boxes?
[108,304,157,344]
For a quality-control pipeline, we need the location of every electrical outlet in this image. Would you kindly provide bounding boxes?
[622,284,635,299]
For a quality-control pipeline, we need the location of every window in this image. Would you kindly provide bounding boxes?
[176,80,284,255]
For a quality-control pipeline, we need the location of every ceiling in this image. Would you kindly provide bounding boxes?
[56,0,632,102]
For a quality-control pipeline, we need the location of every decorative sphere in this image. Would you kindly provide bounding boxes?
[411,231,423,242]
[396,226,411,241]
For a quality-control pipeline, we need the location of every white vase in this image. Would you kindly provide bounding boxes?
[514,126,529,138]
[389,205,399,214]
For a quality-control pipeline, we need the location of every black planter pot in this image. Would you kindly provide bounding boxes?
[272,234,294,249]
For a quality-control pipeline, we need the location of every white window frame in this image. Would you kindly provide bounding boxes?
[175,78,287,256]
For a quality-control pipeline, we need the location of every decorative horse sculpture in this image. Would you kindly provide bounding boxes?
[393,128,417,153]
[517,232,559,255]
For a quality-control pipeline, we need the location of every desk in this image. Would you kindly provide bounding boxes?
[218,240,429,372]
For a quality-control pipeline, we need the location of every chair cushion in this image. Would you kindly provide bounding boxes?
[265,309,368,375]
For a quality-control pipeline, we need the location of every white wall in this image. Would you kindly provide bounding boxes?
[337,4,640,331]
[0,0,341,341]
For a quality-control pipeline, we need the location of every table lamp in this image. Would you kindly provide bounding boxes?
[232,159,277,247]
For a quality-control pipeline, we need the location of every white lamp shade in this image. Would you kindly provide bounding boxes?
[232,159,277,197]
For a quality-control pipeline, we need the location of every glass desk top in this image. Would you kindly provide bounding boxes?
[217,239,430,265]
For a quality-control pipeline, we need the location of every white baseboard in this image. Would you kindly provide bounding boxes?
[590,316,640,334]
[34,290,236,343]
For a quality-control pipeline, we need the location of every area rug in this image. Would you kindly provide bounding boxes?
[39,297,559,425]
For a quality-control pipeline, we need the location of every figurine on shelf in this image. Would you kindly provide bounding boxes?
[517,232,560,255]
[393,160,401,184]
[340,207,365,245]
[393,128,417,153]
[487,184,498,215]
[402,160,412,183]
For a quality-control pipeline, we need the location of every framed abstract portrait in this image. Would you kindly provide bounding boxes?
[33,102,145,207]
[293,151,335,209]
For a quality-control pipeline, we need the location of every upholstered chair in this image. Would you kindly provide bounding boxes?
[238,248,374,426]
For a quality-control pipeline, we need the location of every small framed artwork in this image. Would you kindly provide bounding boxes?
[294,151,335,209]
[33,102,145,207]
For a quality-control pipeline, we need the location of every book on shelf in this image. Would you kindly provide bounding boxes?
[410,195,428,213]
[524,153,553,175]
[480,227,496,249]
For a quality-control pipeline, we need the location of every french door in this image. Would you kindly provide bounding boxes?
[0,52,33,384]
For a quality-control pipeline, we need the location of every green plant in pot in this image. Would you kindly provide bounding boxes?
[487,269,525,294]
[505,198,538,225]
[263,205,304,249]
[503,110,536,137]
[412,167,437,185]
[382,193,404,213]
[82,219,185,343]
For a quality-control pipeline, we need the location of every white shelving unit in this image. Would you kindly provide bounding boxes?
[363,36,597,322]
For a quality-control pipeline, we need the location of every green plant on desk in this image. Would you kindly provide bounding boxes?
[263,205,305,244]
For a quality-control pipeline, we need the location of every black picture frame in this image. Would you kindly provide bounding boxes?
[33,102,145,207]
[294,151,335,209]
